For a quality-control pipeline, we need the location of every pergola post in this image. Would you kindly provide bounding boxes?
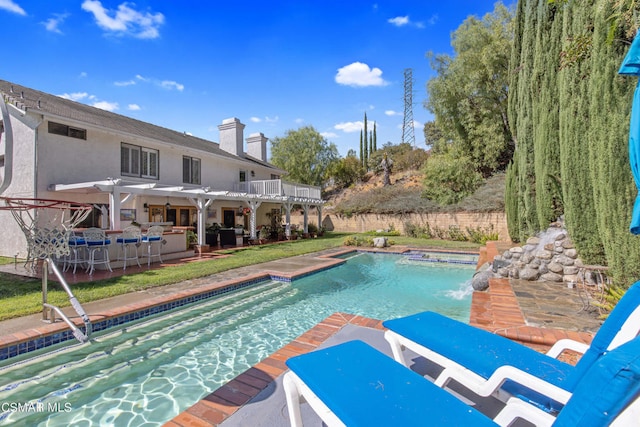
[316,204,322,232]
[282,200,295,238]
[302,203,309,234]
[248,200,262,239]
[189,197,213,245]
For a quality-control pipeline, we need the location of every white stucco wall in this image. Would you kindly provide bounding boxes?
[0,111,284,258]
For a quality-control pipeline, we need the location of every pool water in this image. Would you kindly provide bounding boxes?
[0,252,475,426]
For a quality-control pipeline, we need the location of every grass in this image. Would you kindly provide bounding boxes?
[0,233,481,321]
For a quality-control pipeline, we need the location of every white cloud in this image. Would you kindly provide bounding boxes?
[92,100,118,111]
[81,0,164,39]
[388,15,428,28]
[128,104,140,111]
[160,80,184,91]
[79,72,88,78]
[385,110,402,116]
[135,74,149,82]
[321,132,338,139]
[42,13,68,33]
[335,121,364,133]
[295,118,304,124]
[114,79,136,86]
[57,92,89,101]
[265,116,279,123]
[335,62,388,87]
[388,16,409,27]
[0,0,26,15]
[250,117,262,123]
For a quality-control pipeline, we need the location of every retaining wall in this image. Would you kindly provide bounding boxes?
[289,211,510,242]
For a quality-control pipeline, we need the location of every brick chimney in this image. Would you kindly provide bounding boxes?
[218,117,245,157]
[246,132,268,162]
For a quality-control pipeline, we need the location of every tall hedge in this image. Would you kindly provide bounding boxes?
[508,0,640,285]
[587,1,640,283]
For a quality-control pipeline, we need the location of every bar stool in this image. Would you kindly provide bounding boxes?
[83,228,112,275]
[116,226,142,270]
[141,225,165,266]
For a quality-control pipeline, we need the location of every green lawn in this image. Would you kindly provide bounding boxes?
[0,233,481,321]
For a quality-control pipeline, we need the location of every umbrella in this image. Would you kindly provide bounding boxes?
[619,34,640,234]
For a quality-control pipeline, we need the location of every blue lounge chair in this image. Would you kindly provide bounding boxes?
[382,280,640,413]
[283,337,640,427]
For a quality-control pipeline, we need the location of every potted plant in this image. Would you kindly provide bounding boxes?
[186,230,197,249]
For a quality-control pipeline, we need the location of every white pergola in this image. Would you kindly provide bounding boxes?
[48,179,325,245]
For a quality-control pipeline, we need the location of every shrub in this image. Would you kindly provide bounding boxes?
[343,236,374,247]
[422,152,483,205]
[466,225,500,244]
[403,221,433,239]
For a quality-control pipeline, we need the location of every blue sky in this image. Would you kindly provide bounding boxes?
[1,1,504,157]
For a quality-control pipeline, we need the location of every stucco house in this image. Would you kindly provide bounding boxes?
[0,79,323,260]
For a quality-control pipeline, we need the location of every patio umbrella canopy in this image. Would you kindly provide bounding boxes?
[619,34,640,234]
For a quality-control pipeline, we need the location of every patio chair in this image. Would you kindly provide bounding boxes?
[382,280,640,414]
[63,234,87,274]
[140,225,165,266]
[82,227,112,275]
[283,337,640,427]
[116,226,142,270]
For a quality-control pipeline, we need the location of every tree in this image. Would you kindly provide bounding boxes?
[359,130,363,165]
[422,148,483,205]
[329,153,364,188]
[373,122,377,152]
[425,2,515,177]
[270,126,339,187]
[363,112,368,168]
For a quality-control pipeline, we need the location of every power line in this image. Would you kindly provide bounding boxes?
[401,68,415,147]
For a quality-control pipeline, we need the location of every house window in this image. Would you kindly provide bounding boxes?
[183,156,201,184]
[121,143,159,179]
[271,174,280,180]
[48,121,87,140]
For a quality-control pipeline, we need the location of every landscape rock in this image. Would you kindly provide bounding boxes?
[519,267,540,281]
[373,237,388,248]
[471,263,493,291]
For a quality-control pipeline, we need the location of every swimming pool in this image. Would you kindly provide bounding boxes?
[0,252,475,426]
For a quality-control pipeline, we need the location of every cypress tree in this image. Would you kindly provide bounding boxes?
[513,0,540,241]
[505,0,526,241]
[532,0,563,229]
[363,113,368,169]
[373,122,377,152]
[369,130,373,154]
[359,130,364,167]
[557,0,605,265]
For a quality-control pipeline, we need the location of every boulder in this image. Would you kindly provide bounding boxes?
[471,263,493,291]
[541,272,563,282]
[548,261,564,274]
[519,267,540,281]
[373,237,388,248]
[535,250,553,260]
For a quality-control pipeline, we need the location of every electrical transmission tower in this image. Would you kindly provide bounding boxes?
[401,68,415,147]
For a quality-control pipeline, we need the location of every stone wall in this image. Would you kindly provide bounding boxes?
[288,211,510,242]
